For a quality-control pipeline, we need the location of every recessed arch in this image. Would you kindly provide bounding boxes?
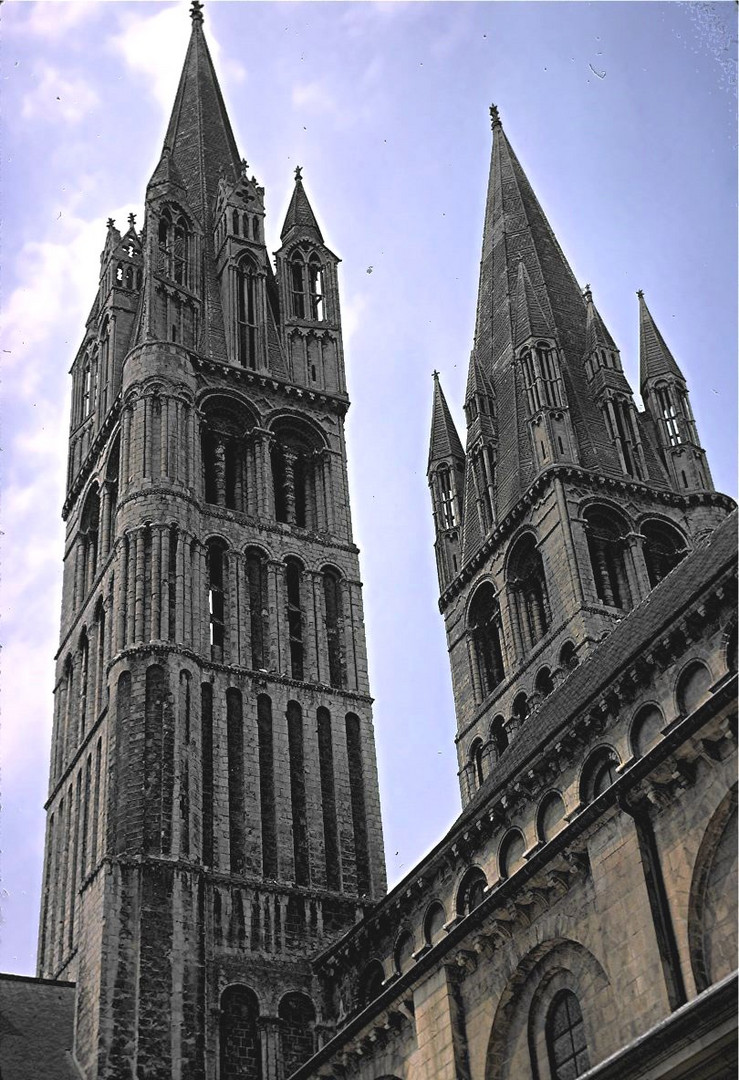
[676,659,713,716]
[688,785,738,993]
[468,581,506,699]
[580,746,620,805]
[506,531,551,651]
[640,517,688,588]
[583,503,634,611]
[456,866,488,917]
[357,959,385,1008]
[219,984,261,1080]
[630,703,665,759]
[499,828,526,879]
[394,928,415,975]
[423,900,447,946]
[278,991,316,1076]
[537,791,566,843]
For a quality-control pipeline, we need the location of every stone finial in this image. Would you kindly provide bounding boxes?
[432,369,440,380]
[190,0,204,26]
[295,165,303,181]
[128,212,136,228]
[106,217,115,230]
[490,104,501,129]
[636,289,644,300]
[583,283,593,303]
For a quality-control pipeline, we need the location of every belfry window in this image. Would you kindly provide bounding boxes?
[308,256,325,320]
[641,519,687,588]
[81,359,92,421]
[207,540,227,661]
[201,399,255,513]
[468,583,505,699]
[270,421,324,530]
[601,395,645,479]
[655,385,681,446]
[584,508,633,611]
[507,533,551,653]
[546,990,590,1079]
[236,257,259,369]
[436,465,457,529]
[520,342,563,412]
[158,210,189,286]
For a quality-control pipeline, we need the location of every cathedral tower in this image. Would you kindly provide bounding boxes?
[37,7,386,1076]
[428,106,733,805]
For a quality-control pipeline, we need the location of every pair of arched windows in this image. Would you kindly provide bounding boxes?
[520,341,563,412]
[158,210,189,287]
[290,253,325,321]
[219,987,316,1080]
[585,508,687,609]
[508,534,551,653]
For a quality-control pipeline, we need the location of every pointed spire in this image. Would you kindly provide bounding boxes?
[512,259,553,348]
[155,8,242,224]
[464,352,495,408]
[428,372,465,471]
[584,285,618,355]
[280,168,324,242]
[472,107,587,375]
[638,290,685,389]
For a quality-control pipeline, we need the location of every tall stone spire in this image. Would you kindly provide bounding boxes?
[638,290,686,389]
[156,1,242,225]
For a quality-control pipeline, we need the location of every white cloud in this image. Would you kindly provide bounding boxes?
[21,63,99,124]
[292,79,339,117]
[109,2,247,116]
[341,290,369,349]
[12,0,102,41]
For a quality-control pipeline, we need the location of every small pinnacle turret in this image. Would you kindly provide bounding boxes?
[428,372,465,470]
[638,290,686,389]
[280,168,324,243]
[512,259,553,349]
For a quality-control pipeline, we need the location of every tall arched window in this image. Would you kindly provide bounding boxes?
[207,540,227,661]
[173,216,188,285]
[424,900,447,946]
[278,993,316,1075]
[79,485,100,598]
[287,701,309,885]
[546,990,590,1079]
[584,508,633,611]
[641,520,687,588]
[508,533,551,652]
[158,210,189,285]
[324,569,344,688]
[490,714,509,759]
[357,961,384,1008]
[81,355,92,420]
[201,399,255,512]
[270,420,324,530]
[257,694,277,878]
[470,738,485,789]
[290,255,306,318]
[105,436,120,553]
[601,395,645,479]
[285,558,305,680]
[220,986,261,1080]
[499,829,526,878]
[158,212,172,275]
[436,465,457,529]
[245,548,269,670]
[236,257,259,369]
[520,341,563,412]
[346,713,369,894]
[317,707,340,890]
[468,583,505,699]
[308,255,325,320]
[227,688,245,874]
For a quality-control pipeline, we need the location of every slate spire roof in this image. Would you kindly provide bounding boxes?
[461,107,621,539]
[154,3,242,225]
[281,167,324,243]
[512,259,553,349]
[428,372,465,470]
[638,290,686,389]
[584,284,618,355]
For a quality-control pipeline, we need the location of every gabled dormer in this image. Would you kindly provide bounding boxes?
[274,168,346,393]
[580,285,647,482]
[513,261,578,470]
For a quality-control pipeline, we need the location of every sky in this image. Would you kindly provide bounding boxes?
[0,0,736,977]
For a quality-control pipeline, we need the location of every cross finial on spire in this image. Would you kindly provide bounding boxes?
[106,217,115,230]
[432,369,440,380]
[636,289,644,299]
[190,1,204,26]
[294,165,303,181]
[490,104,501,130]
[128,212,136,228]
[583,283,593,303]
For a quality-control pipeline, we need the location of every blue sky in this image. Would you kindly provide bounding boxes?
[0,1,736,976]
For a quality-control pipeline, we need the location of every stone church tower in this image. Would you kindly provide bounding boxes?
[428,106,729,806]
[36,6,385,1076]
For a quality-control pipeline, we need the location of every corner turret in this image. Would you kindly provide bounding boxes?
[428,372,465,587]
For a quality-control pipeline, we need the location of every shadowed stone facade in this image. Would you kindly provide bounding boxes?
[0,6,735,1080]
